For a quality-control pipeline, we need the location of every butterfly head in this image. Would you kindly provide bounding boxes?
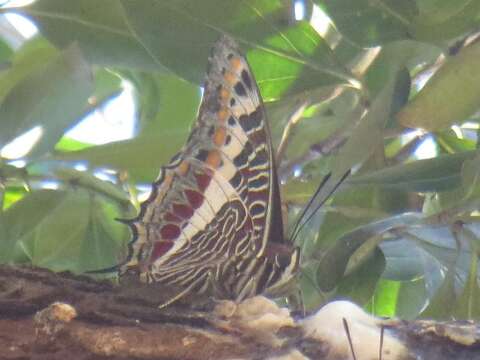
[261,242,301,298]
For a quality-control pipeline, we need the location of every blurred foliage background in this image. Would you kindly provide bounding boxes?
[0,0,480,319]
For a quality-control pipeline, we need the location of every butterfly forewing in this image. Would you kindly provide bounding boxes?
[122,35,298,303]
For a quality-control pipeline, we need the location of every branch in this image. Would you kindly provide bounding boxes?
[1,265,479,360]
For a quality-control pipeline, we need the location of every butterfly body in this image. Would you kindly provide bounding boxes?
[122,36,299,305]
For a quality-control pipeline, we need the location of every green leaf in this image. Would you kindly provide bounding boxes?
[397,41,480,131]
[0,37,58,100]
[336,247,386,305]
[90,67,123,105]
[461,151,480,201]
[129,72,200,137]
[0,44,94,158]
[420,265,456,319]
[349,151,478,192]
[55,73,201,181]
[316,212,421,291]
[2,186,27,210]
[0,37,14,64]
[381,240,426,281]
[396,279,427,320]
[0,189,129,273]
[17,0,351,99]
[453,228,480,319]
[54,168,131,205]
[412,0,480,42]
[320,0,417,46]
[367,278,400,317]
[11,0,165,71]
[320,0,480,45]
[332,72,397,177]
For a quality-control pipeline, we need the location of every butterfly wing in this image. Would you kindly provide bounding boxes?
[123,35,298,302]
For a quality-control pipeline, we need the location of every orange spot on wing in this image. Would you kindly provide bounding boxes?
[224,71,236,85]
[206,150,222,168]
[230,57,242,71]
[155,174,173,202]
[213,127,226,146]
[177,160,189,175]
[219,87,230,101]
[217,108,228,123]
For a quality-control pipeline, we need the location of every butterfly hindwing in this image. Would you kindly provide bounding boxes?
[122,35,298,303]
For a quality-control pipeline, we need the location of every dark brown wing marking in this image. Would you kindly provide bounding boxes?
[121,35,299,305]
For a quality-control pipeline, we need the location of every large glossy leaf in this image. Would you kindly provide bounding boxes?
[120,0,350,100]
[55,73,201,181]
[320,0,480,45]
[336,247,385,305]
[0,44,93,158]
[127,72,200,137]
[349,151,478,192]
[54,168,131,205]
[395,279,427,320]
[15,0,351,100]
[0,37,58,100]
[366,278,400,317]
[320,0,417,46]
[461,151,480,201]
[380,240,426,281]
[453,250,480,319]
[397,41,480,131]
[316,212,421,291]
[0,189,129,273]
[420,265,456,319]
[453,227,480,319]
[8,0,165,71]
[412,0,480,42]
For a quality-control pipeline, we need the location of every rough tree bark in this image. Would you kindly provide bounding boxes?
[1,265,479,360]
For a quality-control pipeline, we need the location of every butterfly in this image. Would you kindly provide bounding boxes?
[120,35,301,307]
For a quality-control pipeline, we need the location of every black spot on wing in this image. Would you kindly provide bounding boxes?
[196,149,209,162]
[241,70,252,90]
[234,82,247,97]
[239,108,262,132]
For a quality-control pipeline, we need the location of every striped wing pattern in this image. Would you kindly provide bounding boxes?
[122,36,299,305]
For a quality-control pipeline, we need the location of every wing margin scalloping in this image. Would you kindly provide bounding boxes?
[121,35,286,297]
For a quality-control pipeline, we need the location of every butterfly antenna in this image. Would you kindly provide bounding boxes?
[291,169,350,243]
[343,317,357,360]
[289,172,331,241]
